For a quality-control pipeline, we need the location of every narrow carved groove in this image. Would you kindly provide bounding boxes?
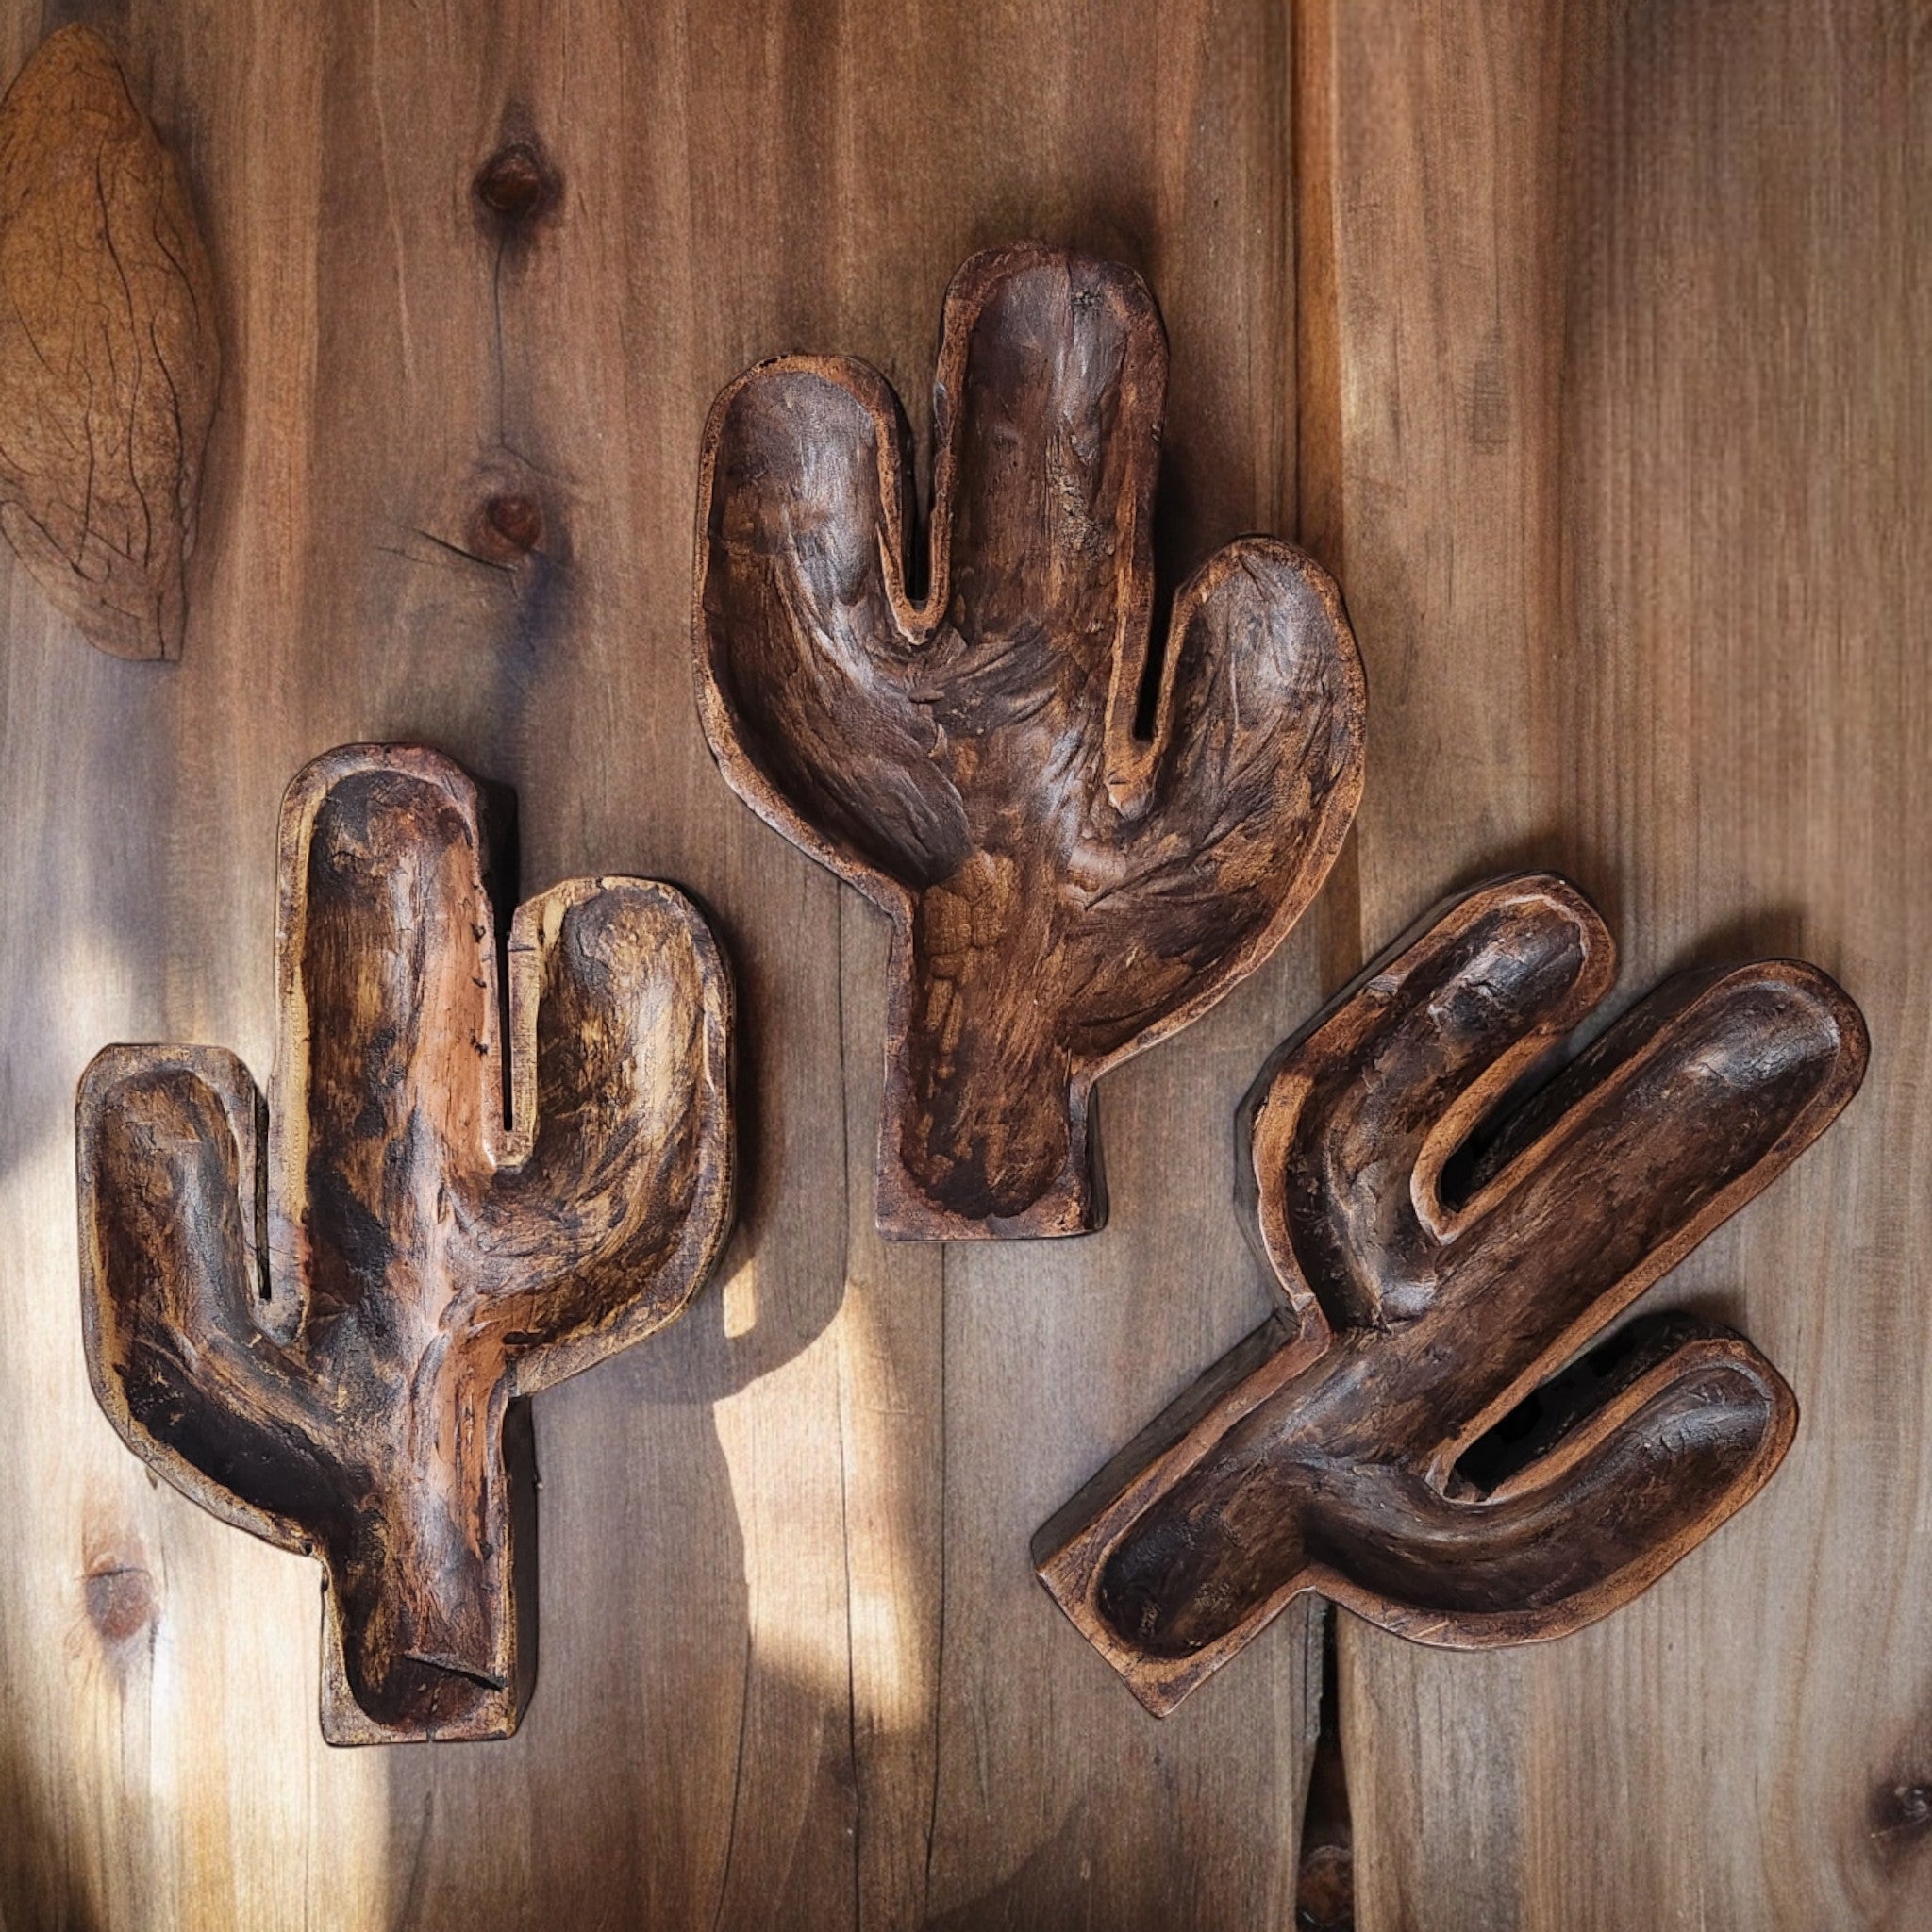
[0,25,219,658]
[694,241,1366,1239]
[1035,873,1868,1714]
[77,745,734,1743]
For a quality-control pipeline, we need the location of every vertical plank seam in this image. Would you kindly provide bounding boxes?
[921,1241,949,1925]
[708,1627,756,1932]
[833,886,864,1930]
[1290,1,1367,1923]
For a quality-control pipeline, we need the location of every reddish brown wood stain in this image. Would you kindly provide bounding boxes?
[479,492,545,558]
[81,1562,158,1650]
[75,745,734,1743]
[694,242,1365,1238]
[1036,874,1868,1714]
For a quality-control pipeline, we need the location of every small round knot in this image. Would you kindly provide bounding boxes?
[477,492,545,560]
[1872,1778,1932,1857]
[474,141,555,224]
[84,1561,158,1647]
[1886,1782,1932,1829]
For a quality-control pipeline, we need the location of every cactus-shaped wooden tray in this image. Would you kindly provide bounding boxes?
[1035,874,1867,1714]
[76,745,733,1743]
[695,241,1365,1239]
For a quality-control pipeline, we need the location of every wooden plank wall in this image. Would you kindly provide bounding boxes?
[1306,4,1930,1927]
[0,2,1323,1927]
[0,1,1923,1928]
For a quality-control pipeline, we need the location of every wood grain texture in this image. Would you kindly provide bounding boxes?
[0,0,1917,1923]
[0,0,1323,1925]
[0,24,218,658]
[76,744,733,1742]
[695,242,1363,1238]
[1038,873,1866,1710]
[1299,2,1931,1926]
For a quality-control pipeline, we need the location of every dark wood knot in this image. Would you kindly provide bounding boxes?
[1293,1844,1353,1930]
[1872,1779,1932,1850]
[476,491,545,560]
[474,140,557,225]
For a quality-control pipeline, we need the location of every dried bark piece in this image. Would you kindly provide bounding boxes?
[77,746,734,1742]
[695,242,1366,1239]
[0,25,219,658]
[1036,874,1868,1714]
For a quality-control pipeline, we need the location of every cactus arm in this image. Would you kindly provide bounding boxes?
[476,877,734,1394]
[268,745,502,1340]
[1251,875,1614,1330]
[77,1044,334,1554]
[921,244,1165,809]
[695,356,969,898]
[1257,879,1865,1422]
[1062,541,1367,1066]
[1313,1324,1796,1646]
[1412,956,1868,1474]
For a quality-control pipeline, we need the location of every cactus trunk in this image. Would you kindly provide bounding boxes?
[876,908,1093,1238]
[317,1353,525,1741]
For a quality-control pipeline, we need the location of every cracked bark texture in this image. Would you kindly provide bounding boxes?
[0,25,218,658]
[76,745,735,1742]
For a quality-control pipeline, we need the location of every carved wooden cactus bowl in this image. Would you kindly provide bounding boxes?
[76,745,734,1743]
[1035,873,1868,1714]
[694,241,1366,1238]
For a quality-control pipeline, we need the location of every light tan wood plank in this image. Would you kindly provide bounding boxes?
[0,1,1318,1926]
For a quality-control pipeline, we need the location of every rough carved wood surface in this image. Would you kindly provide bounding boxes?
[695,242,1364,1238]
[76,743,733,1743]
[0,24,218,659]
[0,1,1922,1927]
[1037,873,1867,1712]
